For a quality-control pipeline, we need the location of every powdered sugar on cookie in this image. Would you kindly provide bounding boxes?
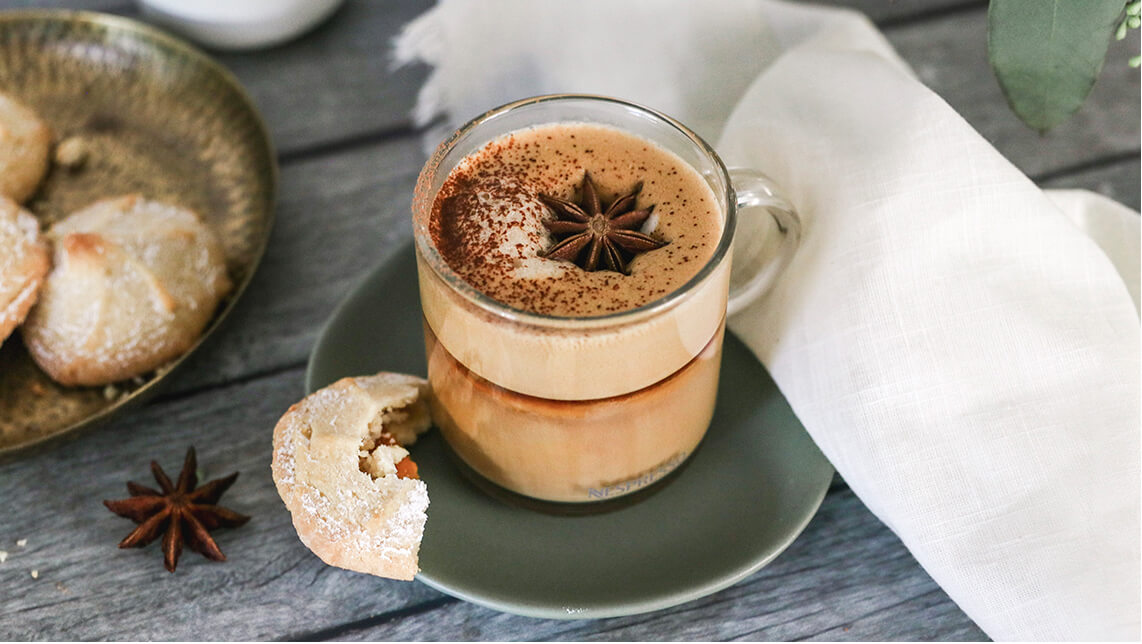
[0,197,49,344]
[21,195,231,385]
[271,373,432,581]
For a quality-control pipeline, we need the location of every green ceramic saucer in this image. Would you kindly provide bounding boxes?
[306,242,833,619]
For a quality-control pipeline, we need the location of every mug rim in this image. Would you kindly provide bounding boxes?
[413,93,736,327]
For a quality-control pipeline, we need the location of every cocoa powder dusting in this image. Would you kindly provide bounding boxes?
[429,123,720,317]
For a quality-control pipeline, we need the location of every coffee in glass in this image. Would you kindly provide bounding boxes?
[413,95,798,505]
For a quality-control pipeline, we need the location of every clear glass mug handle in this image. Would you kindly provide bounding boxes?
[726,168,802,316]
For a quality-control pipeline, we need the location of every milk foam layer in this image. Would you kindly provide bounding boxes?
[430,123,722,317]
[417,121,732,400]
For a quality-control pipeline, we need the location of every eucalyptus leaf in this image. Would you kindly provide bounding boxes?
[988,0,1126,132]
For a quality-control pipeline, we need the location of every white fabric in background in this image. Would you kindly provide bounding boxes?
[393,0,782,146]
[393,1,1141,640]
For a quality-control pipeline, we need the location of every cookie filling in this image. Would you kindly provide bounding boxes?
[358,397,430,480]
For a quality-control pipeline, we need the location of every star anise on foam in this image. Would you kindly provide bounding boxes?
[539,172,666,273]
[103,447,249,573]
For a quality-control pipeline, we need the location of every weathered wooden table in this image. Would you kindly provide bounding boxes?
[2,0,1137,640]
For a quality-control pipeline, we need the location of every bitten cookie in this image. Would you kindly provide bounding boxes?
[0,92,52,203]
[272,374,432,581]
[21,195,231,386]
[0,197,49,345]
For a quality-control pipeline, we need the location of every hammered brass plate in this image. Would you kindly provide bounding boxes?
[0,11,276,455]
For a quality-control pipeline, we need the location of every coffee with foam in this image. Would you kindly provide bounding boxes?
[429,123,721,317]
[417,120,731,503]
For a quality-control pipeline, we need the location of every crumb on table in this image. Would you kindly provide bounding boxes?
[54,136,89,169]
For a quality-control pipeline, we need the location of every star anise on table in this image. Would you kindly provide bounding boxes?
[539,171,666,273]
[103,447,249,573]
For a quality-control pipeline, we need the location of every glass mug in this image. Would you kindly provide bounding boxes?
[412,95,799,506]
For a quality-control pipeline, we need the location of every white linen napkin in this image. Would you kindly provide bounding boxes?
[393,1,1141,639]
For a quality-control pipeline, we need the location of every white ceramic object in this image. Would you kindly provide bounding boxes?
[137,0,344,51]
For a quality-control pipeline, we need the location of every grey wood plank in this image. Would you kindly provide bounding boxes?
[817,0,985,27]
[0,367,444,641]
[209,0,434,155]
[315,487,985,642]
[1040,157,1142,211]
[795,587,986,641]
[0,0,432,153]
